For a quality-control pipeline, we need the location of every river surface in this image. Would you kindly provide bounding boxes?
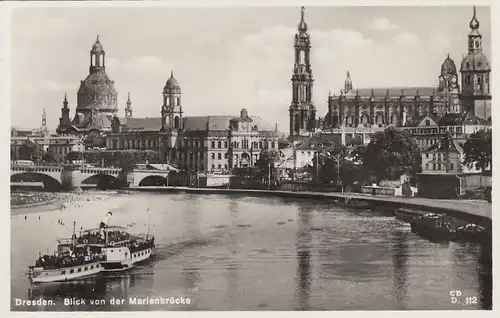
[11,190,492,311]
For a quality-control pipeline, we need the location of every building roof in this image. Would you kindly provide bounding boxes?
[183,115,275,132]
[438,112,487,126]
[404,114,441,127]
[121,117,162,132]
[342,87,442,97]
[296,133,343,150]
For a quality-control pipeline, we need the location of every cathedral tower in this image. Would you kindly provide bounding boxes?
[438,54,461,114]
[57,93,71,134]
[289,6,316,138]
[460,6,491,119]
[161,71,183,131]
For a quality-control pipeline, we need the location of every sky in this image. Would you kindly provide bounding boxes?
[9,5,491,133]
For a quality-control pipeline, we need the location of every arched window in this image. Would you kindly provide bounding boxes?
[176,97,180,106]
[299,50,305,64]
[93,54,97,67]
[174,116,180,129]
[391,114,398,125]
[346,115,353,127]
[100,54,104,66]
[295,114,300,132]
[361,114,369,126]
[332,113,339,127]
[376,114,383,126]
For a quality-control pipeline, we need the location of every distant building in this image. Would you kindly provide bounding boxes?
[11,135,84,163]
[106,73,279,172]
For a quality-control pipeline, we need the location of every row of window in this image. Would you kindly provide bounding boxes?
[209,140,277,149]
[110,139,159,150]
[425,163,455,171]
[61,263,101,275]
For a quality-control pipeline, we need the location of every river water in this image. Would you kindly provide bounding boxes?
[11,190,492,311]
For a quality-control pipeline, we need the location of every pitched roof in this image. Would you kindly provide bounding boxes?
[296,134,343,150]
[438,112,487,126]
[343,87,442,97]
[404,114,441,127]
[121,117,162,132]
[183,115,275,132]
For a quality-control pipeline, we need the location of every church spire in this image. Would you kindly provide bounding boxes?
[344,70,352,93]
[467,6,482,53]
[298,6,308,32]
[42,108,46,127]
[125,92,133,119]
[289,6,315,137]
[469,6,479,30]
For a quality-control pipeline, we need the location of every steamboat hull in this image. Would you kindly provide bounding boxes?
[29,262,103,284]
[101,246,154,272]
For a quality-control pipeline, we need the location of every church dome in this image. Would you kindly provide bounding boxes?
[165,71,180,88]
[460,52,491,72]
[76,72,118,111]
[441,54,457,75]
[92,35,104,52]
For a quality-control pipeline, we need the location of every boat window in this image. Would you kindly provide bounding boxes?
[91,265,94,269]
[70,269,74,274]
[78,268,82,272]
[61,270,66,275]
[84,267,88,271]
[111,249,114,252]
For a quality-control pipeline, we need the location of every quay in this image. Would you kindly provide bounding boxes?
[128,186,492,228]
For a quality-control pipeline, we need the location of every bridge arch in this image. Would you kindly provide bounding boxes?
[11,172,62,191]
[81,174,120,190]
[138,175,167,187]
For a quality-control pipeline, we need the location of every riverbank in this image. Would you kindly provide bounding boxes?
[127,186,492,225]
[10,191,58,208]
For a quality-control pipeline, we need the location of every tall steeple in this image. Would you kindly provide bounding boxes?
[460,6,491,119]
[89,34,106,74]
[344,70,353,93]
[289,6,316,138]
[467,6,482,54]
[125,92,133,119]
[41,108,47,127]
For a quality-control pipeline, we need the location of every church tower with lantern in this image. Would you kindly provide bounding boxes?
[460,6,491,120]
[289,6,316,139]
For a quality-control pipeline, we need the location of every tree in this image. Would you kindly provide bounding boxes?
[310,140,349,185]
[255,149,280,183]
[363,127,421,182]
[66,151,83,162]
[350,145,366,166]
[42,152,57,163]
[18,140,44,162]
[462,129,492,173]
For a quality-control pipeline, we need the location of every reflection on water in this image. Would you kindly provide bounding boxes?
[391,231,409,309]
[295,205,312,310]
[12,191,492,311]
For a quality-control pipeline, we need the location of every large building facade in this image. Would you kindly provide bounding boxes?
[289,7,316,139]
[106,73,279,173]
[316,7,490,148]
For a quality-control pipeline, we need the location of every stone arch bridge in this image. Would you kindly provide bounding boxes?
[10,165,170,191]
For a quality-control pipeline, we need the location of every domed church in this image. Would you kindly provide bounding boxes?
[57,35,119,141]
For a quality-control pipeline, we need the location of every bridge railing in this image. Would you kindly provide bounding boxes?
[11,165,63,172]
